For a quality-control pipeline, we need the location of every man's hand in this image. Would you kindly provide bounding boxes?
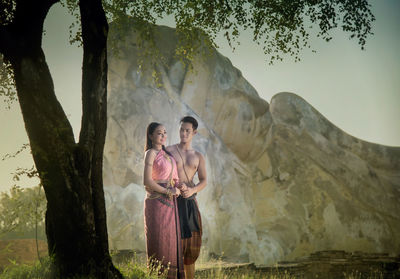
[181,186,196,198]
[172,187,181,197]
[177,182,189,191]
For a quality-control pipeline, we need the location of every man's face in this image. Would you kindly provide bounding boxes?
[179,122,196,144]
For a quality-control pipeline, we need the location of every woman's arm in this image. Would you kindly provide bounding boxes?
[143,150,180,195]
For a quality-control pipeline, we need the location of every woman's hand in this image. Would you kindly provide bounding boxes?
[171,187,181,196]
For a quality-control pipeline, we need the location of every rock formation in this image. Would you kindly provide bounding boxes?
[103,20,400,266]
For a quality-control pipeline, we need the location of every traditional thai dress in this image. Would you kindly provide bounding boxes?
[144,149,184,279]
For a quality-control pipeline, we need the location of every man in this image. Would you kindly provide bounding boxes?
[167,116,207,279]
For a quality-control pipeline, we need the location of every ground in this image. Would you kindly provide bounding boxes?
[1,240,399,278]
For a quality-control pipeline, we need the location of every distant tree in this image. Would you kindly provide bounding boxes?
[0,0,374,278]
[0,185,46,240]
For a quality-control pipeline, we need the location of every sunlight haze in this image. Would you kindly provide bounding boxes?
[1,0,399,192]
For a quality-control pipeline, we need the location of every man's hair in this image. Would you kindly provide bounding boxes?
[180,116,198,130]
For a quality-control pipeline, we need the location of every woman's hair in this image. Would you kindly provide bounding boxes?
[144,122,173,156]
[145,122,162,151]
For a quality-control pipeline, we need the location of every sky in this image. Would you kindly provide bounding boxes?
[0,0,399,192]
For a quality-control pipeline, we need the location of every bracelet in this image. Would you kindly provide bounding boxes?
[165,188,173,200]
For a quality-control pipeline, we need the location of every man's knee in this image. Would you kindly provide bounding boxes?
[182,231,202,265]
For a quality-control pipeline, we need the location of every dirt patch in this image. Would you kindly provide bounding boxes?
[196,250,400,279]
[113,249,400,278]
[0,239,48,270]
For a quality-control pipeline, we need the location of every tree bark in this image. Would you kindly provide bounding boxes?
[1,0,122,278]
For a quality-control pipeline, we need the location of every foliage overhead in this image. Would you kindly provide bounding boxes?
[1,0,375,105]
[0,55,16,109]
[100,0,375,63]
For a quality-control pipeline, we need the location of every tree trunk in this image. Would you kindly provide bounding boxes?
[0,0,122,278]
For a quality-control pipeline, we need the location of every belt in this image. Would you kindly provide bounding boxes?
[146,181,176,200]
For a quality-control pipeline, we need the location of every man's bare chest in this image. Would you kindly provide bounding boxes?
[174,151,199,171]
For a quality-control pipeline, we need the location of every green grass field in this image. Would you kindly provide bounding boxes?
[0,242,395,279]
[0,255,389,279]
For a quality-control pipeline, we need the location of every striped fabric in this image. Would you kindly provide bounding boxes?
[181,200,202,265]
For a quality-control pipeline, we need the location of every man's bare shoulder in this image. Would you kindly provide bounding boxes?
[166,144,177,153]
[194,149,205,160]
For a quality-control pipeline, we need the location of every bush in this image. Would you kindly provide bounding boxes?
[0,257,51,279]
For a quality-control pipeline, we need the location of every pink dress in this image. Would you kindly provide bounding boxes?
[151,149,179,182]
[144,149,184,279]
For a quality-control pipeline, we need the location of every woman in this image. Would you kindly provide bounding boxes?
[143,122,185,279]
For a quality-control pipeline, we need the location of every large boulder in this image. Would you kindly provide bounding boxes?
[103,21,400,266]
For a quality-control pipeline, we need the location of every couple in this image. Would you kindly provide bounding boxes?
[143,116,206,279]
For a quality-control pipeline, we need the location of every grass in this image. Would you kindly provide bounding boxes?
[343,270,385,279]
[0,254,389,279]
[195,254,295,279]
[0,255,285,279]
[196,266,295,279]
[0,257,52,279]
[0,258,160,279]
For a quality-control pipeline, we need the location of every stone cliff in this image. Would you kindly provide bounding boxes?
[103,21,400,266]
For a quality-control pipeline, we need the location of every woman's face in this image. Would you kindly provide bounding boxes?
[150,125,167,147]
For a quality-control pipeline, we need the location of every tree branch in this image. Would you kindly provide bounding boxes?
[7,0,76,172]
[79,0,108,152]
[0,25,16,57]
[79,0,117,270]
[12,0,59,52]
